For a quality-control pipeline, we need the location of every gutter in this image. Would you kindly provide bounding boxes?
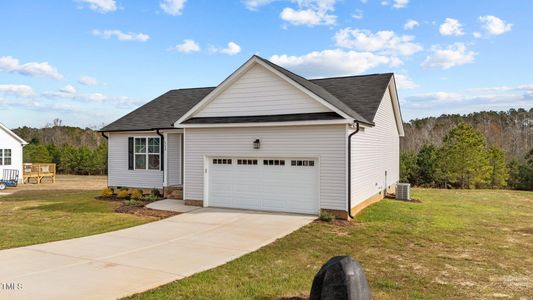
[100,132,108,140]
[347,122,360,219]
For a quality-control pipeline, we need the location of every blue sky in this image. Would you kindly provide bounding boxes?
[1,0,531,129]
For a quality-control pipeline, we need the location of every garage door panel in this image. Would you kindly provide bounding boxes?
[208,157,319,214]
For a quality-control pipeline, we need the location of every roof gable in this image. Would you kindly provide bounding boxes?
[190,63,334,119]
[175,56,354,125]
[0,122,28,145]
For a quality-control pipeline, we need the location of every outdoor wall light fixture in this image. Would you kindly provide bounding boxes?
[253,139,261,149]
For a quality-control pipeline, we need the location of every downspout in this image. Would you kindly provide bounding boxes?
[155,129,164,172]
[347,122,360,219]
[100,132,109,183]
[156,129,165,196]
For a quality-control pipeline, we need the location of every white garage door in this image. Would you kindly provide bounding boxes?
[207,157,319,214]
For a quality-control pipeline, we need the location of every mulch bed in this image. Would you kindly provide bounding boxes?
[96,195,177,219]
[114,204,178,219]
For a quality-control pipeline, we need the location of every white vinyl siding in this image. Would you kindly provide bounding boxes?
[0,129,24,183]
[184,125,347,211]
[108,132,163,188]
[350,87,400,207]
[193,64,331,118]
[166,133,182,186]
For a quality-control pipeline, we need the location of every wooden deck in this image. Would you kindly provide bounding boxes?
[23,163,56,184]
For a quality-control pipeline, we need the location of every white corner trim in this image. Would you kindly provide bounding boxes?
[388,76,405,137]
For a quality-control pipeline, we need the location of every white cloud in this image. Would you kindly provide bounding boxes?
[392,0,408,8]
[352,9,363,20]
[439,18,464,36]
[0,56,63,80]
[160,0,187,16]
[270,49,395,78]
[91,29,150,42]
[382,0,408,8]
[243,0,338,26]
[280,7,335,26]
[334,28,423,57]
[422,43,476,69]
[404,19,419,30]
[473,32,482,38]
[78,75,100,86]
[479,15,512,36]
[42,87,142,108]
[78,0,117,13]
[60,85,77,94]
[242,0,276,10]
[212,42,242,55]
[174,39,201,53]
[0,84,35,97]
[394,74,418,90]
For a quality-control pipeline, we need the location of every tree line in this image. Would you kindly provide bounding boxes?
[401,117,533,190]
[13,120,108,175]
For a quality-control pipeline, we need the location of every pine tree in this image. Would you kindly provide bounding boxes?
[487,146,509,188]
[416,144,438,186]
[440,122,490,188]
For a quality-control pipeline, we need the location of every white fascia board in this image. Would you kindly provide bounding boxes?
[177,119,351,128]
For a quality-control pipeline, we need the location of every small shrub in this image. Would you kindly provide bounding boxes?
[319,210,335,222]
[118,187,128,191]
[116,189,130,199]
[101,187,114,197]
[142,193,159,202]
[124,199,143,206]
[151,188,162,197]
[130,189,143,200]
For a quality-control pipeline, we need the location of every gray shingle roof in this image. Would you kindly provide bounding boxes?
[101,87,214,132]
[101,56,393,132]
[310,73,393,123]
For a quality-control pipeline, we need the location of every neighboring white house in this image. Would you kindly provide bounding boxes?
[101,55,404,219]
[0,122,27,183]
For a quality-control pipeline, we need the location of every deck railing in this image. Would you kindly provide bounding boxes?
[23,163,56,184]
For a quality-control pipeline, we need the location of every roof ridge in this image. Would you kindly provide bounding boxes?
[168,86,216,91]
[309,73,394,81]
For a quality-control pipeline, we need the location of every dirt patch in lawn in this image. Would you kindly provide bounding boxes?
[97,196,177,219]
[114,205,178,219]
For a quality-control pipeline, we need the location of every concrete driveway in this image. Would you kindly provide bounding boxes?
[0,208,315,300]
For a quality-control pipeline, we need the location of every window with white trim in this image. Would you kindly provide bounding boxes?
[291,160,315,166]
[0,149,11,166]
[263,159,285,166]
[237,159,257,165]
[213,158,232,165]
[134,138,160,170]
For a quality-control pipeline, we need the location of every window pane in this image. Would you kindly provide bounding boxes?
[4,149,11,158]
[148,138,160,154]
[135,138,146,153]
[4,157,11,165]
[0,149,3,165]
[148,154,160,170]
[135,154,146,169]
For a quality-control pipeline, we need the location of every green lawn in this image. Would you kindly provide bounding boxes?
[0,190,156,249]
[127,189,533,300]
